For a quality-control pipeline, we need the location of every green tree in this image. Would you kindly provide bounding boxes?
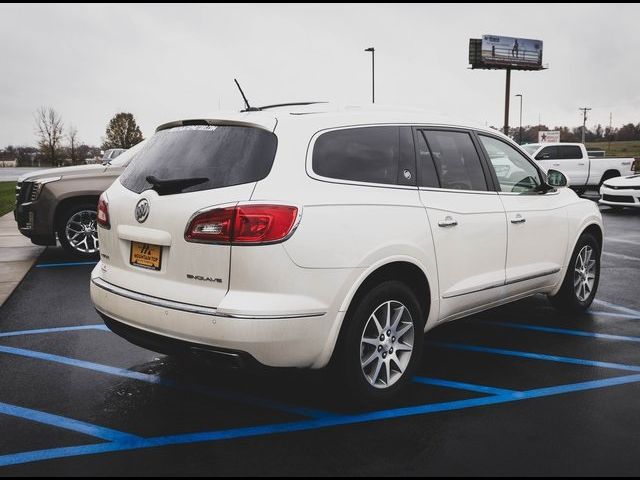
[102,112,144,149]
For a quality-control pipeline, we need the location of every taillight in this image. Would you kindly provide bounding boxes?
[97,193,110,229]
[186,204,299,244]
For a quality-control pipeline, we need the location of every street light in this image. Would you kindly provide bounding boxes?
[515,94,523,144]
[364,47,375,103]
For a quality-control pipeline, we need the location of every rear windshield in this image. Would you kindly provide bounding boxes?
[119,125,277,194]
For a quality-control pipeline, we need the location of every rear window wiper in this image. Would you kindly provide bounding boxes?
[145,175,210,195]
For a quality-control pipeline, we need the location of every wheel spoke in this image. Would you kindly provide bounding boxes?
[361,337,378,347]
[396,322,412,339]
[391,305,404,331]
[362,351,378,369]
[370,358,383,385]
[370,313,383,335]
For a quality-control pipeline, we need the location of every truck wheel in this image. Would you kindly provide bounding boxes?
[549,233,600,313]
[338,280,424,405]
[56,203,100,259]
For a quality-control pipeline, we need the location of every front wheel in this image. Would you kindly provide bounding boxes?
[338,280,425,404]
[56,203,100,259]
[549,233,600,313]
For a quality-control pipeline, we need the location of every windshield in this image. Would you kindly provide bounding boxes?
[521,145,539,156]
[119,125,278,195]
[108,142,146,167]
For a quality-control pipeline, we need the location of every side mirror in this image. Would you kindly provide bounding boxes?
[547,169,569,187]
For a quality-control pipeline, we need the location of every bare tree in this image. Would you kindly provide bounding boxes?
[35,107,64,166]
[67,125,79,165]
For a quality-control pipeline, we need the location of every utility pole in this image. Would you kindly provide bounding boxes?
[579,107,591,144]
[515,94,523,144]
[503,68,511,135]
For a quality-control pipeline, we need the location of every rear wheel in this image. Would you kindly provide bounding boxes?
[338,280,424,404]
[549,233,600,313]
[56,203,100,259]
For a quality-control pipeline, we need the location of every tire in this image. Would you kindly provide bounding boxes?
[56,202,100,259]
[549,233,600,313]
[572,187,586,197]
[338,280,425,405]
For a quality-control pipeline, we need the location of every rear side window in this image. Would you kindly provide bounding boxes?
[421,130,488,191]
[119,125,277,194]
[559,146,582,159]
[312,126,415,186]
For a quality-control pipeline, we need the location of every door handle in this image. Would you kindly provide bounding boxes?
[552,163,560,167]
[578,163,585,166]
[510,214,526,224]
[438,216,458,228]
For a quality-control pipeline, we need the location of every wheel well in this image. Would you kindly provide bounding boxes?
[582,224,603,251]
[600,170,620,184]
[54,195,100,228]
[345,261,431,324]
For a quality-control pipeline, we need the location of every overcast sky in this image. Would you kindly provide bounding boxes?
[2,3,640,147]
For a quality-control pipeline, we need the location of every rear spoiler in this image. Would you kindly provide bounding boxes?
[156,116,277,133]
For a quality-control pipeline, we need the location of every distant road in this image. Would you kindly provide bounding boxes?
[0,168,46,182]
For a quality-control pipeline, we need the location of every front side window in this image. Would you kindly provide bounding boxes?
[312,126,415,186]
[535,146,558,160]
[479,135,542,193]
[420,130,488,191]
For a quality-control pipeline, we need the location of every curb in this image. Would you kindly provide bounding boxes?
[0,212,45,307]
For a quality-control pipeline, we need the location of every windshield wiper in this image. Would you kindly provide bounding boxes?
[145,175,209,195]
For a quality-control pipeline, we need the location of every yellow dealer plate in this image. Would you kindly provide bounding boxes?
[130,242,162,271]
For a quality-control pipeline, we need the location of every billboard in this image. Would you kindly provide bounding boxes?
[470,35,543,70]
[538,131,560,143]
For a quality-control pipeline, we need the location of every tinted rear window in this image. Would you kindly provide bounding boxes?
[312,126,415,186]
[119,125,277,194]
[559,145,582,159]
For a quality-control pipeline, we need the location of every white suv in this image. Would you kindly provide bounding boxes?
[91,105,603,401]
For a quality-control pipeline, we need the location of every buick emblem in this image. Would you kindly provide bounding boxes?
[135,199,150,223]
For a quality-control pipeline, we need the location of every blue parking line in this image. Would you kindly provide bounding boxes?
[35,261,98,268]
[0,402,140,442]
[477,320,640,343]
[2,373,640,468]
[412,376,517,396]
[0,325,108,338]
[587,311,640,320]
[426,341,640,372]
[593,299,640,318]
[0,345,331,420]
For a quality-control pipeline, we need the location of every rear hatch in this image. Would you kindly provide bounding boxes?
[98,123,277,308]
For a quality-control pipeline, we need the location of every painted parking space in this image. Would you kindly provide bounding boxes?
[1,205,639,475]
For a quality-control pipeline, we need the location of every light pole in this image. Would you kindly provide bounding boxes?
[515,94,523,144]
[364,47,375,103]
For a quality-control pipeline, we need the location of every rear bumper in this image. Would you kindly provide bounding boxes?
[90,276,336,369]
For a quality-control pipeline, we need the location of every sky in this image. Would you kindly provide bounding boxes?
[2,3,640,147]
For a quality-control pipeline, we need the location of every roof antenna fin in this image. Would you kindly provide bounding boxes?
[234,79,260,112]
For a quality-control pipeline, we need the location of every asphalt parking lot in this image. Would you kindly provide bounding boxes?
[1,202,639,476]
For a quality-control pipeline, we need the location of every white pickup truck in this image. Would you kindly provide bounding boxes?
[522,143,635,194]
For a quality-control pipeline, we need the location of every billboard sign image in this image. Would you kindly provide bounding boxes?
[538,130,561,143]
[480,34,543,69]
